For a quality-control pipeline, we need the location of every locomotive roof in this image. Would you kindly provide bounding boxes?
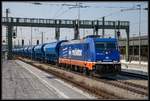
[61,39,85,45]
[94,38,117,42]
[61,37,117,46]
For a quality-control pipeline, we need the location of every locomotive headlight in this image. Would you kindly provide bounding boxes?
[105,51,108,54]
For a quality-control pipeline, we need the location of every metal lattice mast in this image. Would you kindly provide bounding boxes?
[6,8,9,54]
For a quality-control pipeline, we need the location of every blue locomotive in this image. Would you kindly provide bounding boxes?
[13,35,121,76]
[59,35,121,76]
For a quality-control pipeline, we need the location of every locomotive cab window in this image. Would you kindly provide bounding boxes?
[106,43,116,50]
[95,42,117,51]
[95,43,105,51]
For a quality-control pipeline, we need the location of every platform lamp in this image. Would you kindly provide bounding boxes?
[117,30,120,52]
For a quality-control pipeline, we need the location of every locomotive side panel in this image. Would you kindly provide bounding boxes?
[59,43,93,69]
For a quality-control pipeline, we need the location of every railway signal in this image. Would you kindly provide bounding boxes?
[117,31,120,38]
[22,39,24,46]
[37,40,39,45]
[13,32,16,39]
[3,40,5,43]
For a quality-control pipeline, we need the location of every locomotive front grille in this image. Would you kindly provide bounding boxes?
[94,64,121,74]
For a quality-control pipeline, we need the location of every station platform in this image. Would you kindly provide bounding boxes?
[2,59,95,99]
[121,60,148,76]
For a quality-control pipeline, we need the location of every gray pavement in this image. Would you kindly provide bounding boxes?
[2,60,95,99]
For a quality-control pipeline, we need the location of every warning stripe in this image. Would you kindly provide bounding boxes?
[59,58,95,70]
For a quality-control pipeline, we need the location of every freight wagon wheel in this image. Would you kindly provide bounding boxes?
[56,63,59,67]
[59,63,63,69]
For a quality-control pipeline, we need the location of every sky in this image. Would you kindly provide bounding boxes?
[2,1,148,46]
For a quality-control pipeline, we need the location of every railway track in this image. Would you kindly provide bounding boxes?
[98,77,148,96]
[67,69,148,96]
[17,57,148,99]
[119,71,148,80]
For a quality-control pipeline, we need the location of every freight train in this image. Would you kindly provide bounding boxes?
[12,35,121,77]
